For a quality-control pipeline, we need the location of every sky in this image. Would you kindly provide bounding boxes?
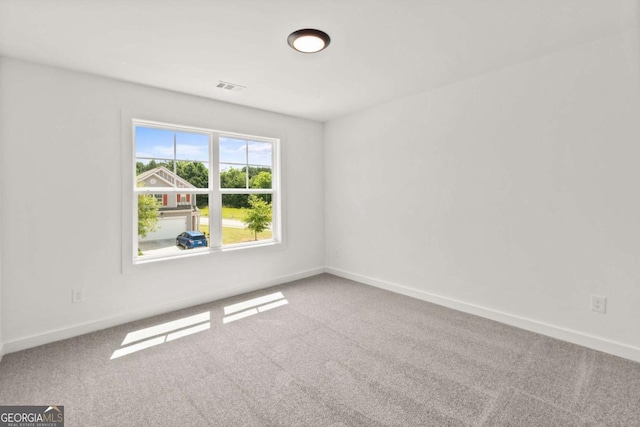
[135,127,272,169]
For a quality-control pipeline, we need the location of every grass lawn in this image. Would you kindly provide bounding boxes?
[222,227,272,245]
[199,224,272,245]
[222,206,245,220]
[198,205,246,220]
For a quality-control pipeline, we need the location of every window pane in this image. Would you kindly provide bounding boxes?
[135,127,174,160]
[194,194,211,245]
[176,131,209,161]
[220,164,247,189]
[221,194,273,245]
[137,160,208,189]
[136,159,172,187]
[219,137,247,164]
[249,167,272,190]
[248,141,272,167]
[136,160,178,187]
[137,193,209,258]
[175,161,209,189]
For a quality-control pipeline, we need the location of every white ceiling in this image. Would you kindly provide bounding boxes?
[0,0,638,122]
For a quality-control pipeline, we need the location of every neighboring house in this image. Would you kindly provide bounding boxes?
[137,167,202,241]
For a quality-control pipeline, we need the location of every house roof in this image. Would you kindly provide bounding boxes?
[137,166,196,189]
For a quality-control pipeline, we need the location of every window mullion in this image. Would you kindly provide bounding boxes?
[173,132,178,187]
[135,188,210,194]
[211,132,223,248]
[245,140,249,189]
[219,188,273,194]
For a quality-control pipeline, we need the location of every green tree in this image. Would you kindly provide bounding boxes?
[175,161,209,207]
[220,167,246,188]
[175,161,207,188]
[247,166,271,180]
[243,195,272,241]
[136,159,158,175]
[249,170,272,204]
[249,170,271,189]
[220,168,249,208]
[138,194,160,238]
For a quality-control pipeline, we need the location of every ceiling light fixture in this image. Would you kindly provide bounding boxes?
[287,29,331,53]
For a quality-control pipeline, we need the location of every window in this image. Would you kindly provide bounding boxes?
[133,119,279,261]
[219,137,274,245]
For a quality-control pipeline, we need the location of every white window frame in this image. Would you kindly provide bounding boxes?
[131,118,281,264]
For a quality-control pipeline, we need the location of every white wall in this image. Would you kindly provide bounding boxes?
[0,58,324,352]
[325,30,640,360]
[0,61,3,357]
[2,29,640,362]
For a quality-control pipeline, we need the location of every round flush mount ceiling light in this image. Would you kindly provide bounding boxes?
[287,29,331,53]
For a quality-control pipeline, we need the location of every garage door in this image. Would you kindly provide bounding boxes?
[140,217,188,242]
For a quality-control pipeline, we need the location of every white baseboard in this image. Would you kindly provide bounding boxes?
[325,267,640,363]
[5,265,639,363]
[2,267,324,355]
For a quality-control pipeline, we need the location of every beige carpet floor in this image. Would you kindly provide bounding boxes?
[1,274,639,426]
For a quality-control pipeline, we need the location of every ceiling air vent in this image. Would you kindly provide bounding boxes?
[216,81,246,92]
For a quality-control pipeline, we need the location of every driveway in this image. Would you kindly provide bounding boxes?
[139,239,185,257]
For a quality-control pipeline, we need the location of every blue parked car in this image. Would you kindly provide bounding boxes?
[176,231,208,249]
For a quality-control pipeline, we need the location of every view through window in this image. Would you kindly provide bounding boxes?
[134,121,278,261]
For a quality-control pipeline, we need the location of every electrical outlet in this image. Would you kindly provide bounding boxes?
[72,288,84,304]
[591,294,606,313]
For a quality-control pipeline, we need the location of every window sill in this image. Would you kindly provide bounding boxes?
[132,240,282,265]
